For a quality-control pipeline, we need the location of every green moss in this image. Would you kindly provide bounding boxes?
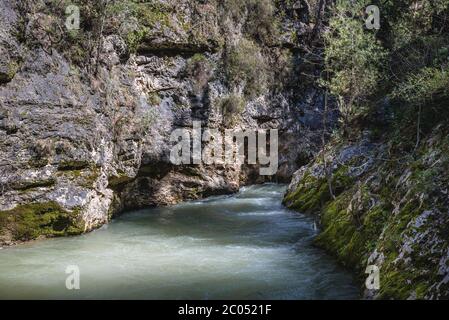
[14,179,56,191]
[125,27,148,54]
[148,92,161,106]
[108,173,133,187]
[0,202,84,242]
[299,152,440,298]
[0,60,19,83]
[370,196,435,299]
[362,206,389,252]
[314,198,389,280]
[415,282,431,299]
[287,180,329,213]
[57,167,101,188]
[284,166,354,213]
[314,194,366,269]
[28,158,50,168]
[58,160,89,171]
[376,270,411,299]
[375,261,432,300]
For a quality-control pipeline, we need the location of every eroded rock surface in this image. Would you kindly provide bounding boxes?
[0,0,330,245]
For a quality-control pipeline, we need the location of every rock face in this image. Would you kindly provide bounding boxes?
[0,0,329,245]
[284,127,449,299]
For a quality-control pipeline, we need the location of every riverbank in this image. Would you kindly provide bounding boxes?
[284,126,449,299]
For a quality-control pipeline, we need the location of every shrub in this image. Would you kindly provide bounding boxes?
[245,0,278,43]
[34,0,112,68]
[322,0,387,128]
[220,94,245,126]
[383,1,449,134]
[219,0,247,22]
[387,0,449,49]
[107,0,171,54]
[392,67,449,107]
[225,39,268,99]
[185,54,214,93]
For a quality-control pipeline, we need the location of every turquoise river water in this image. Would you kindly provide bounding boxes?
[0,184,359,299]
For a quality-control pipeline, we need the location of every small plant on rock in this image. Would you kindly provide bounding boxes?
[220,94,245,127]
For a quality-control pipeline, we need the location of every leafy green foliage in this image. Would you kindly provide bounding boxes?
[290,0,449,300]
[392,67,449,106]
[323,0,387,127]
[322,0,449,135]
[383,1,449,135]
[386,0,449,49]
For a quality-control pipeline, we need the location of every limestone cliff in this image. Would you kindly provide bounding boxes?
[0,0,329,245]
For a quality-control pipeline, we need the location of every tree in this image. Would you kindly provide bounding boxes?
[322,0,386,134]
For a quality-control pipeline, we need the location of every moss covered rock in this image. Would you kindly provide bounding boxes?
[0,202,84,244]
[0,59,19,84]
[284,128,449,299]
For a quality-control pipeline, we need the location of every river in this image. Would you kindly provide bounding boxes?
[0,184,359,299]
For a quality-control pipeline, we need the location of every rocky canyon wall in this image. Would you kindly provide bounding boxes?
[0,0,330,245]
